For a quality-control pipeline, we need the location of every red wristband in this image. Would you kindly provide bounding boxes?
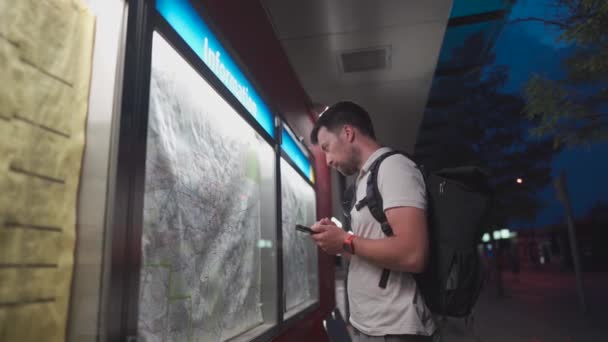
[343,234,356,254]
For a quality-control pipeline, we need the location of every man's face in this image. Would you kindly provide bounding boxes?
[317,126,359,176]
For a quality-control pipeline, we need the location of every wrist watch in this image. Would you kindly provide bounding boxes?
[343,233,356,254]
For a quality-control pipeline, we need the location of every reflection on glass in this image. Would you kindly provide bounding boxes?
[138,32,276,342]
[281,158,318,317]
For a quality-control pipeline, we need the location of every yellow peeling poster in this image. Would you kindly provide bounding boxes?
[0,0,95,341]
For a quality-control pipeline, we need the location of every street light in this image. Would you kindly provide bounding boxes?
[516,178,523,184]
[482,233,490,242]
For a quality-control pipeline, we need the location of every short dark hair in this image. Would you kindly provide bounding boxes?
[310,101,376,145]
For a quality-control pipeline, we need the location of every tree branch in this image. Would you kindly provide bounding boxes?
[507,17,569,29]
[588,113,608,120]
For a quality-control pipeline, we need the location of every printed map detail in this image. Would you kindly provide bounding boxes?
[138,33,273,342]
[281,159,318,315]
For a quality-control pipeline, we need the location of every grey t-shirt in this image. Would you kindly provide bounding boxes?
[348,147,435,336]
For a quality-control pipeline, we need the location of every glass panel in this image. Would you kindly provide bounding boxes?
[280,158,318,317]
[437,21,494,67]
[138,32,277,342]
[449,0,506,18]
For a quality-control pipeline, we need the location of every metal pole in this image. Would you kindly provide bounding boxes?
[554,172,586,313]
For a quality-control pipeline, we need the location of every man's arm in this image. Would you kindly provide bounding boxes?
[310,207,428,273]
[350,206,428,273]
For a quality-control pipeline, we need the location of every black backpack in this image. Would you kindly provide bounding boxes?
[343,151,492,317]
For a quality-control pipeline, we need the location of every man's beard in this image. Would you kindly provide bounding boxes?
[335,146,360,176]
[336,161,358,176]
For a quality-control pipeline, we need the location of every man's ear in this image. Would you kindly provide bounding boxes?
[342,124,355,143]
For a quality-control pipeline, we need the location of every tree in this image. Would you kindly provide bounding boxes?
[522,0,608,148]
[416,33,555,227]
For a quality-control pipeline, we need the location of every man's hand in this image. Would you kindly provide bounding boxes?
[311,218,348,255]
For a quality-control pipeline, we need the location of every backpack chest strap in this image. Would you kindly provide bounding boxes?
[354,195,394,237]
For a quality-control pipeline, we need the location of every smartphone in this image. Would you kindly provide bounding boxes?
[295,224,316,234]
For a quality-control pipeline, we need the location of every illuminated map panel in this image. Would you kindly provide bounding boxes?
[138,33,276,342]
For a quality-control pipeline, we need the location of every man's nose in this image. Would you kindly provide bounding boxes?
[325,156,333,167]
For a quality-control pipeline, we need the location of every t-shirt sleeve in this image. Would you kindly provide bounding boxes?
[377,154,426,210]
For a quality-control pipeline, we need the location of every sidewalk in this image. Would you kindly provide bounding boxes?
[438,270,608,342]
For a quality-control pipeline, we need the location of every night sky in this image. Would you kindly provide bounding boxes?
[493,0,608,228]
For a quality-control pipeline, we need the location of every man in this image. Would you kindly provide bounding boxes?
[310,101,436,341]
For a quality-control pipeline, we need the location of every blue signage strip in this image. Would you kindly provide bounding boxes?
[156,0,275,138]
[281,126,313,183]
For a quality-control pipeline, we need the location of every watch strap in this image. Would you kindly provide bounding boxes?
[343,234,356,254]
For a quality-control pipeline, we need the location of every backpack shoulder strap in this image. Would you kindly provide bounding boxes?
[353,150,413,289]
[354,150,405,236]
